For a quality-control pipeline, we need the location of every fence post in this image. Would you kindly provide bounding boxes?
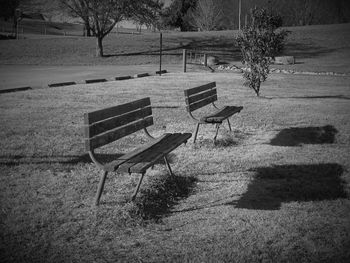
[183,49,187,73]
[159,32,162,75]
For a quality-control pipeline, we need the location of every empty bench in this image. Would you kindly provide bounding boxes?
[84,98,192,205]
[184,82,243,143]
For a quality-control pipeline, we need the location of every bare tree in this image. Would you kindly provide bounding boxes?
[60,0,161,57]
[130,0,163,32]
[189,0,224,31]
[60,0,93,36]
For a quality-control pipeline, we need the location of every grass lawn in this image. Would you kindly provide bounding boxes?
[0,71,349,262]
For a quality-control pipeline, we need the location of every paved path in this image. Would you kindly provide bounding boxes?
[0,64,183,91]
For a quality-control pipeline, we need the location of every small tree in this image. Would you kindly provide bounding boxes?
[236,8,289,96]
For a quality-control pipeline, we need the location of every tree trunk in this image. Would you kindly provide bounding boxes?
[85,22,92,37]
[82,18,92,37]
[96,36,104,57]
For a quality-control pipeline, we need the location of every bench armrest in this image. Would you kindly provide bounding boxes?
[187,110,200,122]
[212,102,220,110]
[143,127,155,140]
[88,150,104,170]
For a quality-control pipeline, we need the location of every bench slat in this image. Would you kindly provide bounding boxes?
[103,133,173,171]
[85,107,152,138]
[129,134,191,174]
[185,89,217,105]
[84,97,151,124]
[117,133,185,173]
[201,106,243,123]
[85,117,153,151]
[184,82,216,97]
[125,133,191,174]
[186,94,217,112]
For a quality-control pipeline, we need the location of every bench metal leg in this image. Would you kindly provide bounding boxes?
[227,118,232,131]
[214,124,220,142]
[131,172,146,201]
[193,123,200,143]
[164,155,174,176]
[94,171,108,206]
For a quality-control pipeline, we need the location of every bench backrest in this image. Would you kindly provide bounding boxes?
[184,82,217,112]
[84,98,153,151]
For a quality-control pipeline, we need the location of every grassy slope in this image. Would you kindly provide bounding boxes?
[0,23,349,73]
[0,72,349,262]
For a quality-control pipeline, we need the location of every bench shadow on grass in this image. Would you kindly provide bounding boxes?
[270,125,338,146]
[231,163,347,210]
[134,174,197,221]
[0,152,178,167]
[0,153,121,167]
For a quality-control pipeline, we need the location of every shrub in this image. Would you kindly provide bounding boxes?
[236,8,289,96]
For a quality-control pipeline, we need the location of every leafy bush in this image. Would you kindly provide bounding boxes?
[236,8,289,96]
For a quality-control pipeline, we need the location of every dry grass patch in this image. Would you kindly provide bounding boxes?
[0,72,350,262]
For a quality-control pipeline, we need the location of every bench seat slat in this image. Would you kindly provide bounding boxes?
[117,133,190,173]
[127,133,192,174]
[103,133,173,171]
[184,82,216,97]
[85,97,151,124]
[109,133,190,173]
[86,117,153,151]
[200,106,243,123]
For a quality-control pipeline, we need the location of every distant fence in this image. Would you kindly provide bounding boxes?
[182,49,210,72]
[0,19,84,38]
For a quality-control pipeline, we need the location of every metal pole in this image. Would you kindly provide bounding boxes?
[16,21,19,39]
[159,32,162,75]
[15,8,22,40]
[183,49,187,73]
[239,0,242,31]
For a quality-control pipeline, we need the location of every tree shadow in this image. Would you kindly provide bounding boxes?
[270,125,338,146]
[101,36,337,63]
[231,163,347,210]
[285,42,337,59]
[103,45,187,58]
[0,154,92,167]
[134,174,197,221]
[274,95,350,100]
[0,152,176,168]
[104,36,242,61]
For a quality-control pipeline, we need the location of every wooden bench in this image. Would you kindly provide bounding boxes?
[84,98,192,205]
[184,82,243,143]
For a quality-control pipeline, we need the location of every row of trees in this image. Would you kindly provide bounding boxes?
[1,0,349,58]
[163,0,350,31]
[4,0,349,34]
